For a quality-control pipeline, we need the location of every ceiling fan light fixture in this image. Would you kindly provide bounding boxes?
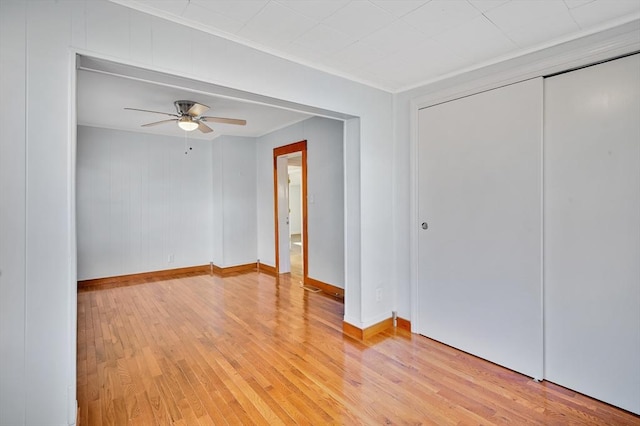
[178,117,198,131]
[125,100,245,134]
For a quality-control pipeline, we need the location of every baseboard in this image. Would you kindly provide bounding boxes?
[212,262,257,276]
[77,264,210,290]
[342,317,394,340]
[257,262,277,276]
[305,276,344,297]
[342,321,364,340]
[397,317,411,333]
[363,317,394,339]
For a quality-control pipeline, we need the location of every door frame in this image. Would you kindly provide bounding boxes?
[273,140,308,279]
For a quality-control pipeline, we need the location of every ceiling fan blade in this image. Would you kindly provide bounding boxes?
[198,122,213,133]
[125,107,178,118]
[187,102,209,117]
[200,116,247,126]
[141,119,177,127]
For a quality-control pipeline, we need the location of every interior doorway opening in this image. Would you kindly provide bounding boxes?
[287,153,304,277]
[274,141,307,281]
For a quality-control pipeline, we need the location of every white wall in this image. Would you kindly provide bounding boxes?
[1,2,393,421]
[0,2,27,424]
[213,136,257,267]
[289,182,302,235]
[211,138,224,266]
[76,126,213,280]
[257,117,345,288]
[288,163,302,236]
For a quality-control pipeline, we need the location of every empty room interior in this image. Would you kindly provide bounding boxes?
[1,1,639,425]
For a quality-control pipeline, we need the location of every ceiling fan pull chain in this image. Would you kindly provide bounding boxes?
[183,131,194,155]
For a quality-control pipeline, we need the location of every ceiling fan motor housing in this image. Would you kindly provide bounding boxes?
[174,100,197,116]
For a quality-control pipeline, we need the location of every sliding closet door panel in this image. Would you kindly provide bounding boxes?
[417,78,543,379]
[544,54,640,414]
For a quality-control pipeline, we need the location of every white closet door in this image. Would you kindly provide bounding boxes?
[417,78,543,379]
[544,54,640,414]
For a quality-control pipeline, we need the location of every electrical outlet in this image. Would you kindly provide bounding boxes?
[168,254,174,263]
[376,288,382,302]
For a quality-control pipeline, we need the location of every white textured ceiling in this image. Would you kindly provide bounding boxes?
[113,0,640,92]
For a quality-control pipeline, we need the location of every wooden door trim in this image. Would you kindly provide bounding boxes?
[273,140,308,280]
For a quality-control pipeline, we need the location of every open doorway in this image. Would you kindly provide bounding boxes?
[76,54,352,297]
[273,141,307,280]
[288,154,303,277]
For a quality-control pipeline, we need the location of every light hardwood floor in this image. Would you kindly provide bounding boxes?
[290,234,303,278]
[77,272,639,425]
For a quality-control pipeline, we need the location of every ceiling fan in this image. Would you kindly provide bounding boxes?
[125,100,247,134]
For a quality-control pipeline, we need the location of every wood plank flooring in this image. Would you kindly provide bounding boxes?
[290,234,303,277]
[77,272,640,425]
